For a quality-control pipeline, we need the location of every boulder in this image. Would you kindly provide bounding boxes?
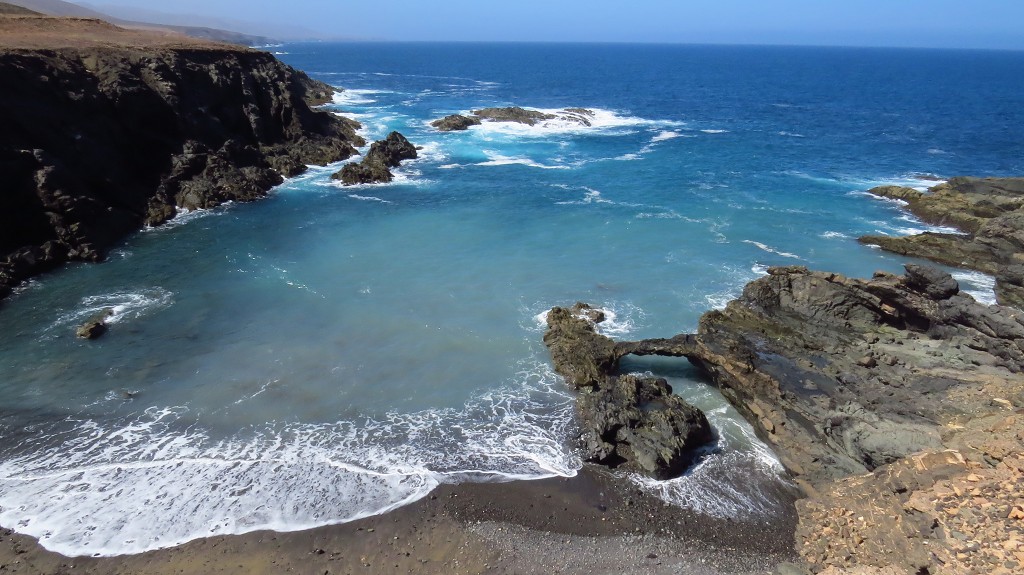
[330,131,417,186]
[76,308,113,339]
[543,303,714,479]
[578,374,713,479]
[366,131,418,168]
[430,114,481,131]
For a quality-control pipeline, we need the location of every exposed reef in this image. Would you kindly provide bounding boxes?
[331,131,418,186]
[859,177,1024,308]
[431,106,595,131]
[545,265,1024,573]
[0,32,364,300]
[430,114,481,132]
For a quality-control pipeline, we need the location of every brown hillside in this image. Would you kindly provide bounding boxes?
[0,14,231,49]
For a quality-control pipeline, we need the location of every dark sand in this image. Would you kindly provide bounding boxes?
[0,467,799,574]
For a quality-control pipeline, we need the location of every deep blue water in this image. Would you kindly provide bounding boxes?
[1,42,1022,556]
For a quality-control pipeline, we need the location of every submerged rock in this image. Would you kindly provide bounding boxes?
[331,131,418,185]
[76,308,113,339]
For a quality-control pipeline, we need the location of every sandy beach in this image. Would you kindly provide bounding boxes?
[0,466,798,574]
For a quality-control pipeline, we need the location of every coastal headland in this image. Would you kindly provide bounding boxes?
[1,9,1023,575]
[0,12,363,300]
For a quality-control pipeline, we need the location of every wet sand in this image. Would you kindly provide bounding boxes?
[0,466,799,574]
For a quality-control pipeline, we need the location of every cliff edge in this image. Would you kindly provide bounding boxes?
[0,16,364,299]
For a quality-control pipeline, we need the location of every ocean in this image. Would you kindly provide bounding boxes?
[1,42,1022,557]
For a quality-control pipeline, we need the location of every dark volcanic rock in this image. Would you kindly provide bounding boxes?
[0,45,364,299]
[471,106,556,126]
[467,106,596,127]
[76,308,112,339]
[331,131,417,186]
[430,114,481,131]
[578,373,713,479]
[543,303,713,479]
[859,177,1024,307]
[367,131,418,167]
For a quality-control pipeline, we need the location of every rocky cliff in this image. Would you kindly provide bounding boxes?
[0,33,364,299]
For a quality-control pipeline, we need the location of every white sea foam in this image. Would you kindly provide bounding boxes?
[895,215,965,235]
[555,187,613,205]
[477,151,570,170]
[0,361,578,557]
[651,130,683,142]
[530,302,644,338]
[702,265,768,310]
[841,173,947,193]
[466,107,683,139]
[741,240,801,259]
[700,129,729,134]
[777,131,805,138]
[330,88,391,107]
[627,379,791,519]
[46,288,174,334]
[819,231,849,239]
[634,211,702,221]
[143,205,222,232]
[952,271,997,305]
[348,194,392,204]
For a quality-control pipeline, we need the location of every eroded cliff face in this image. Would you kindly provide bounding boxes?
[0,45,364,298]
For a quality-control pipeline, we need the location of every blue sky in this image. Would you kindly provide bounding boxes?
[90,0,1024,49]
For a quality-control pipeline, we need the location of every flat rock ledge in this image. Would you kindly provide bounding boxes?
[332,131,418,185]
[431,106,595,131]
[544,265,1024,574]
[859,176,1024,308]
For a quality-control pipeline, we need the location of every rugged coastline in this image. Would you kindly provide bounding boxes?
[859,177,1024,308]
[2,12,1023,575]
[544,260,1024,574]
[0,15,364,300]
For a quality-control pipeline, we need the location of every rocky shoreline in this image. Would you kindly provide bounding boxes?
[544,259,1024,573]
[859,177,1024,308]
[0,16,364,301]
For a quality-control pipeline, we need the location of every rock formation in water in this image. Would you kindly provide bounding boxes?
[543,303,714,480]
[75,308,112,339]
[544,265,1024,573]
[331,131,418,186]
[0,19,364,300]
[859,177,1024,308]
[430,114,482,131]
[430,106,595,131]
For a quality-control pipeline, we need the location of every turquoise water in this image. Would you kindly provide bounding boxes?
[1,43,1022,556]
